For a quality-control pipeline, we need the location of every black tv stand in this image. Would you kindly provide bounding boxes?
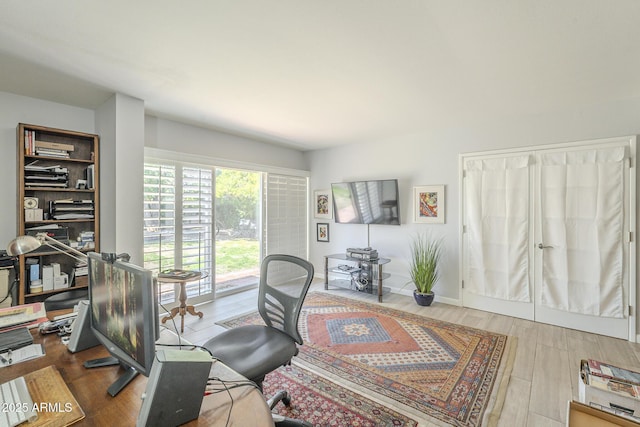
[84,356,139,396]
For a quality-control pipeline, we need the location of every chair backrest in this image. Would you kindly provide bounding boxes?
[257,254,314,345]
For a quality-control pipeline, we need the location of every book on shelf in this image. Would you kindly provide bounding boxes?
[34,140,75,152]
[25,161,67,173]
[25,182,69,189]
[85,164,95,189]
[35,146,70,158]
[24,131,75,158]
[25,174,68,181]
[24,129,35,155]
[24,162,69,188]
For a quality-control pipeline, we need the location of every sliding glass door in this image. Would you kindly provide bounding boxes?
[214,168,262,295]
[144,152,308,306]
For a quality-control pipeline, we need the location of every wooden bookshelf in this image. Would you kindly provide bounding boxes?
[15,123,100,304]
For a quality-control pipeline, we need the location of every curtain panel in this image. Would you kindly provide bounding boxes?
[540,146,626,318]
[464,155,531,302]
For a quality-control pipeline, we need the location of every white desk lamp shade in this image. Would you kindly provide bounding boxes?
[6,235,42,256]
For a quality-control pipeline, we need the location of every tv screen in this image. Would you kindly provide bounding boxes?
[331,179,400,225]
[86,252,158,396]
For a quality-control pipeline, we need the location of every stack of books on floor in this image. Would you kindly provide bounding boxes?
[24,161,69,188]
[579,358,640,421]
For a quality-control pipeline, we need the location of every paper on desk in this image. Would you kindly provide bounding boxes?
[0,344,44,367]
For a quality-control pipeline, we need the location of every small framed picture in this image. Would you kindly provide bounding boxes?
[313,190,333,219]
[414,185,445,224]
[317,223,330,242]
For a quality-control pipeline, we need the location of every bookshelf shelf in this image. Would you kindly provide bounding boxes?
[25,155,94,164]
[16,123,100,305]
[24,188,96,193]
[25,284,88,299]
[26,219,95,225]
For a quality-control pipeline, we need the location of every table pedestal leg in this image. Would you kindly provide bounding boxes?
[161,282,204,333]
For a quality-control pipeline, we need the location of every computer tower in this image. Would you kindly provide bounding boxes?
[67,300,100,353]
[137,349,212,427]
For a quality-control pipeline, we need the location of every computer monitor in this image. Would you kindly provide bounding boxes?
[85,252,159,396]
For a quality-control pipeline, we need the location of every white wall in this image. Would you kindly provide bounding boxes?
[145,116,308,171]
[96,94,146,263]
[0,92,96,247]
[306,96,640,305]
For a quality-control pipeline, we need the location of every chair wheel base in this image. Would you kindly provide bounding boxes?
[267,390,291,409]
[281,394,291,406]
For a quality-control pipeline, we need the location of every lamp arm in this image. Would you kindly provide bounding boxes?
[41,235,88,263]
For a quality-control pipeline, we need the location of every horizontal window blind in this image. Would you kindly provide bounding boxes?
[264,174,308,283]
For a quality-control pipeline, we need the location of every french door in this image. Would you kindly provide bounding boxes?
[461,136,636,340]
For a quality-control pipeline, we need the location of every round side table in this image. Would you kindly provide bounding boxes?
[157,270,207,333]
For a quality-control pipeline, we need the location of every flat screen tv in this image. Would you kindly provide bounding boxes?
[331,179,400,225]
[85,252,159,396]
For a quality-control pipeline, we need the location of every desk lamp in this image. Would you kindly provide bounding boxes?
[7,234,87,262]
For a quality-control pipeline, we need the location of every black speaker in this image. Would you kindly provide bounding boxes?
[137,349,212,427]
[67,300,100,353]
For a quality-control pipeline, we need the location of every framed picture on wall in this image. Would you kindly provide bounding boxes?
[313,189,333,219]
[317,223,330,242]
[414,185,445,224]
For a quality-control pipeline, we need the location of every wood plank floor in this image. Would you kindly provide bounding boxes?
[171,281,640,426]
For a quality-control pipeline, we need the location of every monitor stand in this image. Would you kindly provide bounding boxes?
[84,356,139,397]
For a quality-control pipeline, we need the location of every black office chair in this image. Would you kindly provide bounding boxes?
[203,254,314,426]
[44,288,88,312]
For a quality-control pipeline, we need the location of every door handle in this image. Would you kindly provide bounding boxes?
[537,243,553,249]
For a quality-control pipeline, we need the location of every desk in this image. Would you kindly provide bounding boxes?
[0,330,274,426]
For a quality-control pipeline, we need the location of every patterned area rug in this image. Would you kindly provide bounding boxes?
[264,364,417,426]
[220,292,516,426]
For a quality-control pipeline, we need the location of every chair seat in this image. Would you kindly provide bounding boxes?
[203,325,298,382]
[44,289,89,312]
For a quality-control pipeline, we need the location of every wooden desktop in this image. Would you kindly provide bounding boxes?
[0,330,274,426]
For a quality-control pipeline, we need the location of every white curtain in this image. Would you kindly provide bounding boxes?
[464,155,531,302]
[540,146,625,318]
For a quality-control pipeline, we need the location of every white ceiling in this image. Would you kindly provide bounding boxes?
[1,1,640,151]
